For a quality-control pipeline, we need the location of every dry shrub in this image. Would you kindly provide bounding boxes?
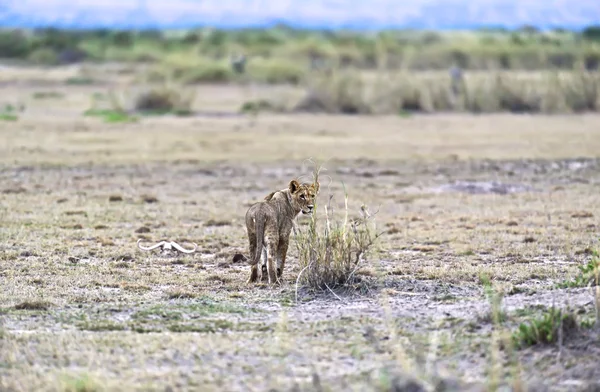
[149,56,234,84]
[295,69,600,115]
[133,85,195,115]
[101,81,194,116]
[247,57,306,85]
[14,300,53,310]
[175,63,233,84]
[294,70,372,114]
[87,81,196,118]
[294,162,383,293]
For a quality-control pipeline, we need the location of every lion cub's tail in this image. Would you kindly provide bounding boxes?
[250,216,265,266]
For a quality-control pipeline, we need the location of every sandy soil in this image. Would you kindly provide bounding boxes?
[1,65,600,392]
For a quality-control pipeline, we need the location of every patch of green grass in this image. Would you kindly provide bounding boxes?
[60,373,102,392]
[65,77,95,85]
[32,91,64,99]
[279,293,294,307]
[78,320,126,332]
[131,325,162,333]
[0,113,18,121]
[132,297,252,322]
[0,102,23,121]
[512,307,579,348]
[559,249,599,288]
[239,99,283,114]
[83,109,138,123]
[137,108,193,117]
[168,319,234,333]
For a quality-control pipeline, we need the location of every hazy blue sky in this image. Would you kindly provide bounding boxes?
[1,0,599,30]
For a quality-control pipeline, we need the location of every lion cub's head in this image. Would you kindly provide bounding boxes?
[289,179,319,215]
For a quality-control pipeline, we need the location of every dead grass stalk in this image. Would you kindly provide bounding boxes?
[294,160,383,295]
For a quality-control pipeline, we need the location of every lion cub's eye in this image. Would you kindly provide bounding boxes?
[300,195,305,199]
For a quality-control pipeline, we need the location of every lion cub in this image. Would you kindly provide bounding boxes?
[245,179,319,284]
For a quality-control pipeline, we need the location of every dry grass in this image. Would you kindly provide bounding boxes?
[1,73,600,391]
[292,69,600,114]
[294,161,383,294]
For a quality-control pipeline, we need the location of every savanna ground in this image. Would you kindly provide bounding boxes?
[1,59,600,392]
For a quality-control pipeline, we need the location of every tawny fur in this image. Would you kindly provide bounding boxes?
[244,179,319,284]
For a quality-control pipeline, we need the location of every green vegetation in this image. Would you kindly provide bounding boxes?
[0,103,24,122]
[83,109,138,123]
[560,248,600,288]
[84,83,196,120]
[512,307,579,348]
[2,26,600,71]
[78,320,126,332]
[32,91,64,99]
[60,373,103,392]
[3,27,600,114]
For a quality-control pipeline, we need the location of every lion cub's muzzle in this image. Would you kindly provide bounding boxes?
[302,204,314,215]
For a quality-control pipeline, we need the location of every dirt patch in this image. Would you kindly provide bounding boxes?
[1,79,600,390]
[433,181,536,194]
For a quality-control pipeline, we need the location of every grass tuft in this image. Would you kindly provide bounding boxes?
[60,373,102,392]
[14,300,53,311]
[133,85,196,116]
[239,99,284,114]
[83,109,138,123]
[166,288,197,299]
[512,307,579,348]
[294,160,383,295]
[560,248,600,288]
[0,113,18,121]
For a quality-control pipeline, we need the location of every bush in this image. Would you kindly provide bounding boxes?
[31,27,81,51]
[0,30,30,58]
[582,25,600,41]
[177,62,233,84]
[133,85,196,115]
[294,162,382,294]
[295,70,371,114]
[111,31,134,47]
[27,48,59,65]
[248,58,305,85]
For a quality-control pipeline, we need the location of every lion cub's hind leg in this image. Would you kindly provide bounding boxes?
[265,226,280,285]
[276,237,290,279]
[247,232,259,283]
[260,247,268,282]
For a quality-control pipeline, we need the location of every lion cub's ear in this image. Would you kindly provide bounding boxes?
[289,179,301,193]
